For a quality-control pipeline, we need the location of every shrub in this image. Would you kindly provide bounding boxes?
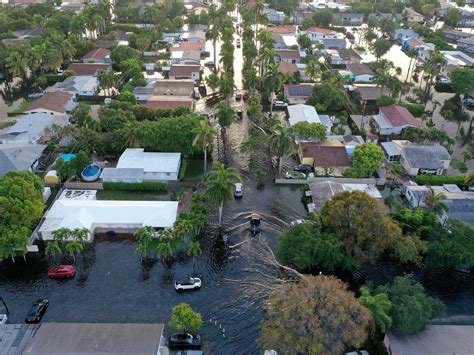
[179,159,188,181]
[399,103,425,116]
[415,175,466,186]
[103,181,167,191]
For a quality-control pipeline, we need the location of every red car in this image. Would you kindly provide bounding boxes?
[47,265,76,278]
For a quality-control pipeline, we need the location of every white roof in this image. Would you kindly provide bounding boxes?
[342,184,383,199]
[287,104,321,126]
[100,167,144,179]
[282,35,298,47]
[440,51,474,66]
[117,149,181,173]
[0,113,62,143]
[381,141,401,156]
[39,199,179,238]
[48,76,98,94]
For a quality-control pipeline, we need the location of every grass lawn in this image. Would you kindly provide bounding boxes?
[0,121,15,129]
[96,189,171,201]
[8,100,31,116]
[184,158,205,181]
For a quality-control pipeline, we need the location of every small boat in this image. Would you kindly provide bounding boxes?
[234,183,243,198]
[249,213,261,235]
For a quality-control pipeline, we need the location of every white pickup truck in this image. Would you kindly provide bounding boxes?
[175,277,202,291]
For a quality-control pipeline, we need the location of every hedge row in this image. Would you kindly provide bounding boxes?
[103,181,167,191]
[415,175,466,186]
[399,103,425,116]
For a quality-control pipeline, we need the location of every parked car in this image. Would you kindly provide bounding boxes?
[204,61,215,68]
[48,265,76,278]
[237,109,243,119]
[294,164,314,174]
[290,219,306,227]
[236,38,241,48]
[25,299,48,323]
[438,76,451,84]
[285,171,306,179]
[234,183,243,198]
[463,98,474,108]
[198,84,207,96]
[175,277,202,291]
[235,92,242,100]
[200,51,210,58]
[176,350,204,355]
[273,100,288,108]
[249,213,261,235]
[194,88,201,99]
[168,333,201,350]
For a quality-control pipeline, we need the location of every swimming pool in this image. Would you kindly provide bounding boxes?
[81,164,101,182]
[56,153,77,162]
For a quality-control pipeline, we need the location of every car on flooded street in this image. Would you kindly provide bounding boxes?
[234,183,243,198]
[285,171,306,179]
[48,265,76,278]
[290,219,307,227]
[175,277,202,291]
[168,333,202,350]
[25,299,48,323]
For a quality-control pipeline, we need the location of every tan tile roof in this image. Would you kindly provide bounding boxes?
[170,42,205,52]
[300,141,351,167]
[268,25,297,34]
[67,63,111,76]
[169,65,200,78]
[153,80,194,97]
[275,49,301,60]
[380,105,423,127]
[145,96,193,110]
[26,91,74,114]
[82,48,111,60]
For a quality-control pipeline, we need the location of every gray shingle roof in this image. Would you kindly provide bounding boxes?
[401,144,451,169]
[445,199,474,225]
[100,167,144,180]
[0,144,46,175]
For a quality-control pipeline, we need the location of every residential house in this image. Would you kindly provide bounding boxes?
[0,144,46,175]
[67,63,111,76]
[440,50,474,77]
[184,30,207,42]
[283,84,313,104]
[336,48,362,65]
[381,141,402,162]
[82,48,112,63]
[304,27,340,42]
[275,49,301,64]
[169,64,200,82]
[456,37,474,54]
[404,7,424,25]
[458,10,474,27]
[298,141,352,175]
[392,29,421,42]
[327,134,365,156]
[267,25,298,35]
[158,32,181,44]
[116,148,181,181]
[320,38,347,49]
[287,104,333,134]
[442,27,473,42]
[170,50,201,65]
[265,8,286,24]
[13,27,42,39]
[353,85,390,107]
[346,63,375,83]
[95,40,119,49]
[100,168,143,184]
[0,113,66,145]
[170,41,205,52]
[272,34,299,49]
[306,180,382,212]
[392,140,451,175]
[368,13,402,22]
[145,96,194,111]
[133,82,155,103]
[23,91,76,117]
[371,105,422,136]
[46,76,99,96]
[333,13,364,26]
[153,79,194,97]
[384,325,474,355]
[38,189,179,241]
[277,63,310,81]
[325,49,344,65]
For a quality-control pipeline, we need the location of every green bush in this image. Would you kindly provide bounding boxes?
[103,181,167,191]
[44,74,66,85]
[399,103,425,116]
[415,175,466,186]
[179,159,188,181]
[435,82,456,93]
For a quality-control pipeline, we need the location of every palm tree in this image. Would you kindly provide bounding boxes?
[424,186,449,214]
[220,41,235,73]
[268,125,295,175]
[122,121,142,148]
[209,25,221,72]
[216,101,238,155]
[5,51,28,78]
[65,240,84,261]
[359,286,392,333]
[304,57,321,82]
[45,241,62,261]
[192,120,217,174]
[206,72,219,93]
[218,72,236,104]
[134,226,155,258]
[98,71,117,96]
[204,161,241,227]
[263,63,283,113]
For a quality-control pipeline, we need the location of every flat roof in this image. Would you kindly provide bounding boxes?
[287,104,321,126]
[100,167,144,179]
[24,323,164,355]
[117,148,181,173]
[0,324,39,354]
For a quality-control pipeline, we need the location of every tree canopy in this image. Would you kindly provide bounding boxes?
[290,121,327,141]
[169,303,203,333]
[0,171,45,261]
[260,275,371,354]
[374,275,445,335]
[350,143,385,178]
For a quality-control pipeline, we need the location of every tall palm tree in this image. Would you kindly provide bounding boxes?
[268,125,295,175]
[208,22,221,72]
[98,71,117,96]
[305,57,321,82]
[220,41,235,73]
[65,240,84,261]
[5,51,28,78]
[134,226,155,258]
[216,101,238,155]
[192,120,217,174]
[45,241,62,261]
[264,63,283,113]
[424,186,448,214]
[204,161,241,226]
[206,72,220,93]
[218,72,236,104]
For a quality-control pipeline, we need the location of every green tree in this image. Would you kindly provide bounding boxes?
[370,38,392,60]
[320,191,405,265]
[268,125,295,175]
[215,101,238,153]
[204,162,241,226]
[297,34,312,49]
[247,92,263,119]
[260,275,371,354]
[169,303,203,333]
[359,285,393,333]
[350,143,385,178]
[375,275,445,335]
[98,70,117,96]
[445,8,462,27]
[424,186,448,214]
[290,121,326,141]
[277,222,353,272]
[450,68,474,95]
[192,120,217,174]
[307,79,348,112]
[218,72,236,104]
[110,46,142,67]
[5,51,29,78]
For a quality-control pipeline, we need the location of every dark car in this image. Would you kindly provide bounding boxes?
[168,333,201,350]
[294,164,314,174]
[463,98,474,108]
[25,299,48,323]
[237,109,243,119]
[198,84,207,96]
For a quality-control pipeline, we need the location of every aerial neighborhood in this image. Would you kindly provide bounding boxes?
[1,0,474,354]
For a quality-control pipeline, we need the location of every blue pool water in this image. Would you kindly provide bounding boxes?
[82,165,100,177]
[56,153,76,162]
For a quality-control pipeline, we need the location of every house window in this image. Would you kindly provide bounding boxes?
[166,172,170,176]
